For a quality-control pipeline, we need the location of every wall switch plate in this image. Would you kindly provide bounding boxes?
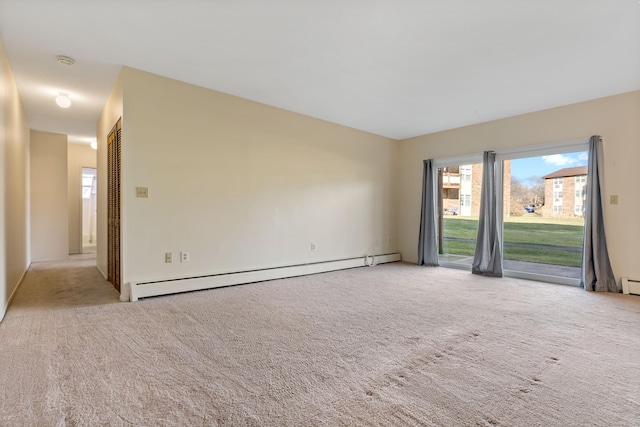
[311,243,316,251]
[165,252,172,263]
[136,187,149,198]
[180,251,189,262]
[610,195,619,205]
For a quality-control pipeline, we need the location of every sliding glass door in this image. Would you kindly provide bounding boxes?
[433,141,589,285]
[436,159,483,267]
[497,144,588,283]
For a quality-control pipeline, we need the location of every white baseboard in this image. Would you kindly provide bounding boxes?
[622,277,640,295]
[126,253,401,302]
[0,265,29,323]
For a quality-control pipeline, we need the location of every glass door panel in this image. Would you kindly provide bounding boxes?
[437,163,482,266]
[504,151,587,279]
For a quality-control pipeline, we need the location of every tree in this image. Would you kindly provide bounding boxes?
[509,175,546,216]
[510,177,529,203]
[525,175,545,206]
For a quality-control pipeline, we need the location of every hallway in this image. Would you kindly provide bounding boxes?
[6,255,117,310]
[0,255,121,424]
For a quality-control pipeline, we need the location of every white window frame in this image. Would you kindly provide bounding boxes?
[432,138,589,284]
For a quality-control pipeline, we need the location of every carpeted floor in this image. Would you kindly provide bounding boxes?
[1,257,639,426]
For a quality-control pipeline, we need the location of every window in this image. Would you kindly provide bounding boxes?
[435,158,483,266]
[461,166,472,182]
[444,188,459,200]
[575,175,586,184]
[500,145,587,284]
[575,189,582,198]
[554,177,562,189]
[82,174,96,199]
[433,142,588,285]
[575,205,583,215]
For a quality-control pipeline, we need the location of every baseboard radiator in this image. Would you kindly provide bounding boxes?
[124,253,401,302]
[622,277,640,296]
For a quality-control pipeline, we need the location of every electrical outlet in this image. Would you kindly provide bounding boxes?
[311,243,316,251]
[165,252,172,263]
[180,251,189,262]
[136,187,149,198]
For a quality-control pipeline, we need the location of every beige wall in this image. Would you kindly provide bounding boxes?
[30,130,68,262]
[96,72,123,278]
[68,144,97,254]
[99,67,397,287]
[0,38,30,320]
[397,91,640,283]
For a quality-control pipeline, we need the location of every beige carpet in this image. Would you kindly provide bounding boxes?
[1,257,639,426]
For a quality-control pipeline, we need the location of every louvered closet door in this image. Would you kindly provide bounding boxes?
[107,119,122,291]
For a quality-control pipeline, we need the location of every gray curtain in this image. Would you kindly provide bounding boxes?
[582,136,618,292]
[472,151,503,277]
[418,159,439,266]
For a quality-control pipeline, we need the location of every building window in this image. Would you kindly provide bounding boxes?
[553,191,563,199]
[553,205,562,214]
[82,175,95,199]
[444,188,459,200]
[575,205,583,215]
[554,177,562,189]
[575,189,582,198]
[461,166,472,182]
[575,175,586,184]
[461,194,471,207]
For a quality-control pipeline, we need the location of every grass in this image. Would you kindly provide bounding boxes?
[442,216,584,267]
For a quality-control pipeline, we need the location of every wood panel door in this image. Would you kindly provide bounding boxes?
[107,119,122,291]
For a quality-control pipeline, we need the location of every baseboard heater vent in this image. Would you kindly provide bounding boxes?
[124,253,401,302]
[622,277,640,296]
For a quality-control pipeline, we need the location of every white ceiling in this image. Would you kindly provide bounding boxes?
[1,0,639,144]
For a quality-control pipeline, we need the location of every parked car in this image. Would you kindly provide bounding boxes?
[524,205,535,213]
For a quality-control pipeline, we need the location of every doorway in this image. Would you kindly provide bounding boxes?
[81,167,97,253]
[436,161,483,266]
[434,140,589,285]
[499,149,588,281]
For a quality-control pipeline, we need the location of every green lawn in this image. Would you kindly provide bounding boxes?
[442,216,584,267]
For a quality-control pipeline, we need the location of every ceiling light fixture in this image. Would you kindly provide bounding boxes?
[90,140,97,150]
[56,55,75,66]
[55,92,71,108]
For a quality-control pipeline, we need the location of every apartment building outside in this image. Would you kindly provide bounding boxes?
[440,161,511,217]
[540,166,588,218]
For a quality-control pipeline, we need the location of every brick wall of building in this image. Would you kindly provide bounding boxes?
[441,160,511,217]
[562,176,577,217]
[469,161,511,217]
[470,164,482,217]
[541,180,554,217]
[503,160,511,218]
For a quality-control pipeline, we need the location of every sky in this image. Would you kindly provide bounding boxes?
[510,151,588,183]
